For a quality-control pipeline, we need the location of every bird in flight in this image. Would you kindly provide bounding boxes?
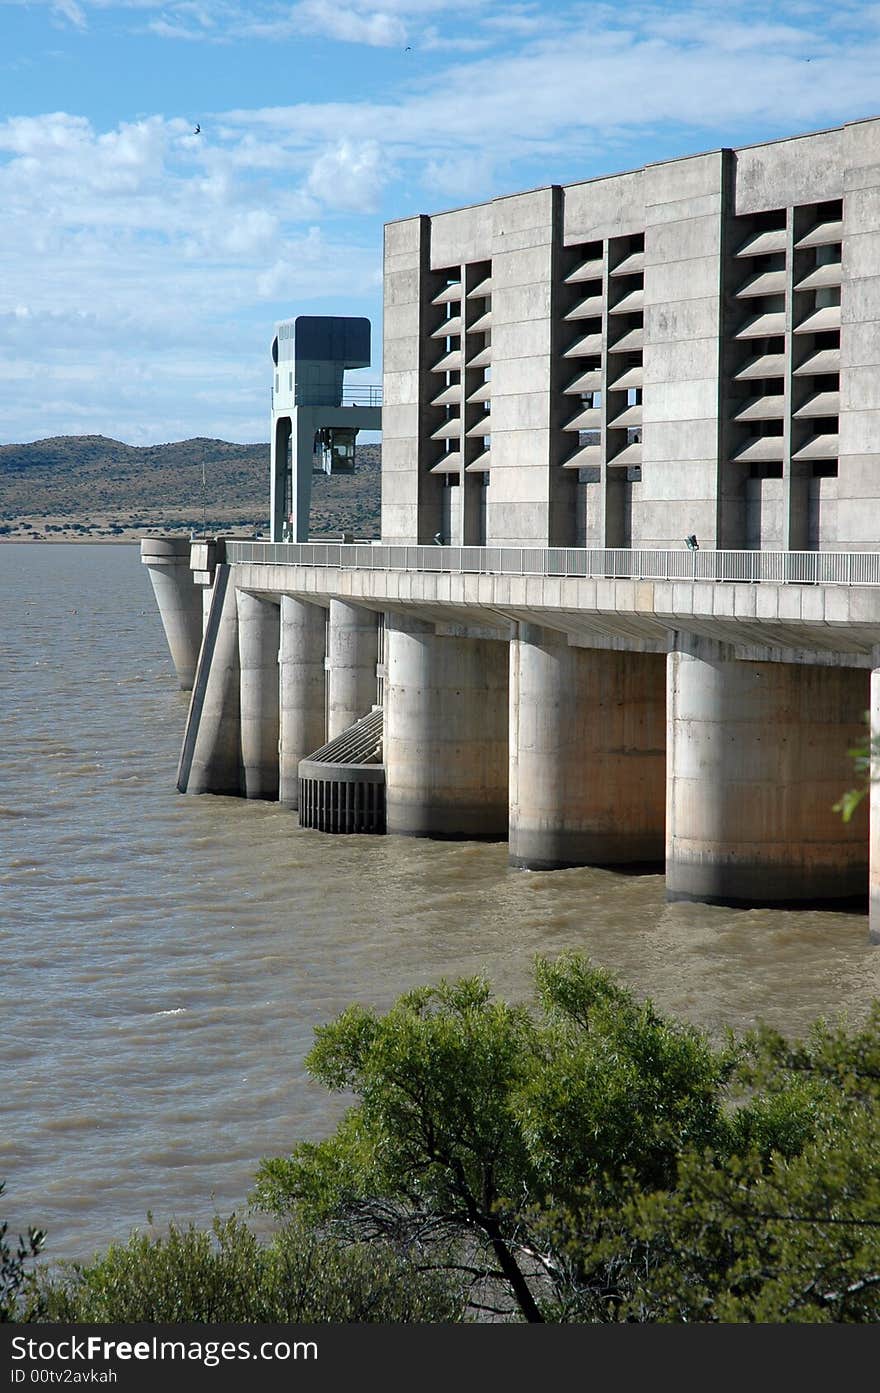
[194,123,201,134]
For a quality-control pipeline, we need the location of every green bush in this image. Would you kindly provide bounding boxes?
[26,1213,465,1324]
[1,1181,44,1323]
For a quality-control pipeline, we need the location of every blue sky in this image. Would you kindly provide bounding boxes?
[1,0,879,446]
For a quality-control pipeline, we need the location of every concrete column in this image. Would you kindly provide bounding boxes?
[279,596,327,809]
[237,591,280,800]
[178,565,242,796]
[201,584,213,634]
[140,537,203,690]
[385,613,508,838]
[870,654,880,944]
[509,627,666,868]
[666,634,868,906]
[269,414,291,542]
[327,600,379,741]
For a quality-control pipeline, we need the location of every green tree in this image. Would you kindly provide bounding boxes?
[1,1181,45,1322]
[833,710,875,822]
[253,954,818,1322]
[589,1007,880,1322]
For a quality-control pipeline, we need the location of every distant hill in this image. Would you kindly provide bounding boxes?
[0,435,381,541]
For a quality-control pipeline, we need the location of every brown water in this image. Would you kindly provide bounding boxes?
[2,543,879,1264]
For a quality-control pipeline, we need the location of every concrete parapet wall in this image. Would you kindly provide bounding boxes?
[230,560,880,662]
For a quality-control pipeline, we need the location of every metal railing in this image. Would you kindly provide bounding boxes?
[225,542,880,587]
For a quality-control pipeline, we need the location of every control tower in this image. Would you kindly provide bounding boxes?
[269,315,382,542]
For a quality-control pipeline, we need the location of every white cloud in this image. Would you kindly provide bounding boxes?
[3,0,880,443]
[305,139,390,211]
[293,1,407,47]
[51,0,88,28]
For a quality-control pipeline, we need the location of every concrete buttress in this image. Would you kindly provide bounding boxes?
[327,600,379,740]
[237,590,280,800]
[384,612,508,838]
[666,634,868,906]
[508,625,666,868]
[177,564,242,795]
[140,537,203,690]
[279,596,327,809]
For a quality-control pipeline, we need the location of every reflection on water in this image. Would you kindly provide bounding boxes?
[1,543,879,1262]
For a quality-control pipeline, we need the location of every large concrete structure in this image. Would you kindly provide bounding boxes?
[269,315,382,543]
[143,117,880,942]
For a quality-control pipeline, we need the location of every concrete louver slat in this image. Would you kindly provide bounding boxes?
[609,404,642,428]
[609,250,645,277]
[429,452,462,474]
[431,283,462,305]
[794,304,841,334]
[563,368,604,395]
[795,220,843,249]
[792,434,839,460]
[466,276,493,299]
[561,442,603,469]
[731,436,785,463]
[735,227,787,258]
[466,381,492,403]
[430,384,463,407]
[795,263,842,291]
[430,417,463,440]
[565,257,605,283]
[466,345,492,368]
[466,415,491,437]
[794,390,840,418]
[303,706,384,765]
[431,349,463,372]
[733,395,786,422]
[607,326,644,352]
[606,365,643,390]
[734,311,786,340]
[734,352,786,380]
[431,315,463,338]
[465,451,491,472]
[563,406,602,432]
[608,287,645,315]
[793,347,841,376]
[468,310,493,333]
[735,269,787,298]
[606,441,642,467]
[564,332,604,358]
[564,295,604,321]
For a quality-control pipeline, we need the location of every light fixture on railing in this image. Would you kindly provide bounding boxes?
[685,534,699,551]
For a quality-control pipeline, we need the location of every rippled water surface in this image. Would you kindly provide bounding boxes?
[2,542,879,1262]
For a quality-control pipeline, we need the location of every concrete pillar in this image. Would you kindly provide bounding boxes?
[870,653,880,944]
[237,591,280,800]
[140,537,203,690]
[269,414,291,543]
[178,565,242,795]
[509,627,666,868]
[327,600,379,741]
[201,585,214,634]
[279,596,327,809]
[666,634,868,906]
[385,613,508,838]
